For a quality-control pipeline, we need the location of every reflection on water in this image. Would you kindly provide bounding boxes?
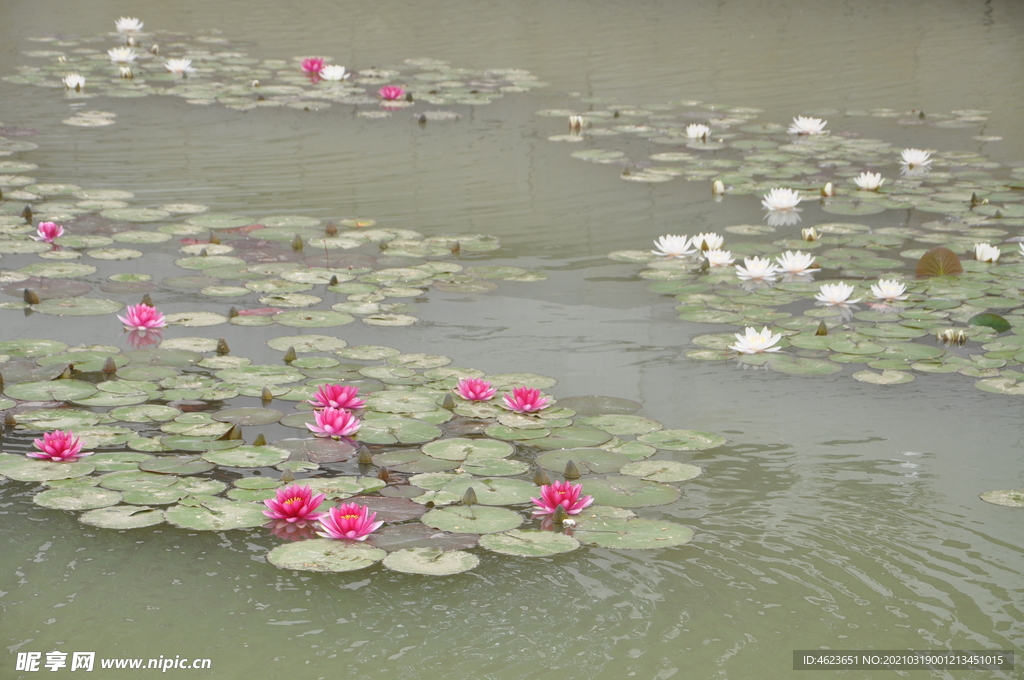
[2,0,1024,678]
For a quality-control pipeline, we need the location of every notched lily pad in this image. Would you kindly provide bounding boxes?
[421,505,524,534]
[267,539,386,572]
[478,529,580,557]
[382,547,479,575]
[165,497,268,530]
[574,516,695,549]
[582,475,681,508]
[636,429,726,451]
[79,505,165,529]
[202,445,290,468]
[979,489,1024,507]
[34,485,122,510]
[619,460,702,482]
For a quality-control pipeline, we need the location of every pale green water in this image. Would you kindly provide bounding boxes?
[1,1,1023,678]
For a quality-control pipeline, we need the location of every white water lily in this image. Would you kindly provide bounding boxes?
[119,66,133,79]
[115,17,144,33]
[870,279,908,301]
[815,282,861,306]
[712,179,725,195]
[801,227,820,241]
[62,73,85,90]
[164,58,195,75]
[853,172,884,190]
[691,232,723,251]
[788,116,827,135]
[735,256,779,282]
[775,250,816,275]
[685,123,711,140]
[900,148,932,170]
[730,326,782,354]
[761,187,802,212]
[568,115,586,132]
[320,64,350,81]
[107,47,138,63]
[974,243,1000,262]
[652,234,694,258]
[705,249,735,267]
[820,182,835,197]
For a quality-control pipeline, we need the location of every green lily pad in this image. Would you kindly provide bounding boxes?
[89,452,154,471]
[968,312,1011,333]
[202,445,290,468]
[302,477,366,499]
[109,404,181,423]
[267,334,348,353]
[489,373,558,389]
[0,338,68,357]
[767,356,843,376]
[382,547,479,575]
[461,457,531,476]
[578,414,663,436]
[851,369,916,385]
[534,448,630,474]
[0,454,95,481]
[916,247,963,277]
[359,417,443,445]
[367,524,479,552]
[421,505,524,534]
[165,498,268,530]
[274,310,355,327]
[365,390,439,413]
[582,475,681,508]
[529,426,612,450]
[440,477,537,505]
[5,379,98,401]
[619,460,702,482]
[268,539,386,572]
[212,407,284,426]
[479,529,580,557]
[98,470,178,491]
[164,311,229,327]
[336,345,401,360]
[636,429,726,451]
[215,365,305,386]
[79,505,165,529]
[420,437,514,461]
[574,516,695,549]
[138,456,215,475]
[371,450,460,474]
[979,489,1024,507]
[34,486,122,510]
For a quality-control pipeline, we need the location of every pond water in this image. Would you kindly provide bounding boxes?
[1,1,1023,678]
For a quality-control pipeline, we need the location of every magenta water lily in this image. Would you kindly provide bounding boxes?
[502,386,550,414]
[531,481,594,517]
[300,57,325,74]
[379,85,405,101]
[263,484,327,524]
[318,503,383,541]
[117,303,166,332]
[32,221,64,243]
[29,430,92,462]
[307,407,361,439]
[308,384,365,410]
[455,378,496,401]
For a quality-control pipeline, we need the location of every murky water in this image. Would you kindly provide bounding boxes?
[2,1,1023,678]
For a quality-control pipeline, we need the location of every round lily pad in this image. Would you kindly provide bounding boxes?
[619,460,702,482]
[274,310,355,327]
[574,516,695,549]
[979,489,1024,507]
[5,379,98,401]
[165,498,268,530]
[109,404,181,423]
[478,529,580,557]
[530,426,612,450]
[636,429,726,451]
[267,334,348,353]
[421,505,524,534]
[851,369,916,385]
[440,477,537,505]
[582,475,681,508]
[370,450,460,474]
[138,456,215,475]
[0,454,95,482]
[79,505,165,529]
[268,539,385,572]
[578,414,663,436]
[202,445,290,468]
[535,448,630,474]
[34,486,122,510]
[212,407,284,426]
[382,547,479,575]
[359,417,443,445]
[367,523,479,552]
[420,437,514,461]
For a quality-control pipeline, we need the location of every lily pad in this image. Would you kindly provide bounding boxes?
[529,426,612,450]
[274,310,355,327]
[578,414,663,436]
[367,524,479,552]
[359,417,443,445]
[211,407,284,426]
[619,460,702,482]
[267,334,348,353]
[582,475,681,508]
[382,547,479,575]
[979,489,1024,507]
[34,486,122,510]
[5,379,98,401]
[138,456,215,475]
[636,429,726,451]
[534,447,630,474]
[165,497,268,530]
[440,477,537,505]
[0,454,95,482]
[371,450,460,474]
[420,437,514,461]
[267,539,386,572]
[916,247,963,277]
[478,529,580,557]
[79,505,165,529]
[851,369,916,385]
[202,445,290,468]
[968,312,1011,333]
[421,505,524,534]
[573,516,695,549]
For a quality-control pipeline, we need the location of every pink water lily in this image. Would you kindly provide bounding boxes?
[117,303,166,331]
[308,384,365,410]
[318,502,383,541]
[306,407,361,439]
[301,57,325,74]
[531,481,594,517]
[32,221,64,243]
[379,85,405,101]
[263,484,327,524]
[29,430,92,462]
[502,386,550,414]
[455,378,496,401]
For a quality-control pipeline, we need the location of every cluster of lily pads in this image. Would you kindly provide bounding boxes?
[6,17,547,120]
[0,332,719,574]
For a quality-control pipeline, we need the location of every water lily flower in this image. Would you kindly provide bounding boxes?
[900,148,932,170]
[775,250,816,275]
[691,232,723,251]
[263,484,327,524]
[853,172,885,190]
[531,481,594,517]
[730,326,782,354]
[379,85,405,101]
[318,503,383,541]
[502,386,550,414]
[712,179,725,195]
[815,282,861,306]
[761,187,802,212]
[455,378,496,401]
[735,256,780,282]
[568,115,586,132]
[870,279,908,301]
[306,407,361,439]
[118,303,166,331]
[107,47,138,64]
[119,66,133,79]
[165,58,195,75]
[801,227,820,241]
[820,182,835,197]
[788,116,827,135]
[319,64,350,81]
[115,17,144,34]
[29,430,92,462]
[308,384,365,410]
[685,123,711,140]
[652,234,694,258]
[705,249,735,267]
[974,243,1000,262]
[62,74,85,91]
[301,57,325,74]
[32,221,64,243]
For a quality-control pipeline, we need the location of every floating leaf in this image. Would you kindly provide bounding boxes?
[968,312,1010,333]
[420,437,514,461]
[440,477,537,505]
[0,454,95,482]
[578,414,663,436]
[915,247,963,278]
[478,529,580,557]
[636,429,726,451]
[382,547,479,575]
[573,516,695,549]
[582,475,681,508]
[165,498,267,530]
[34,486,122,510]
[421,505,524,534]
[979,489,1024,507]
[202,445,290,468]
[619,460,702,483]
[267,539,386,572]
[138,456,215,475]
[367,524,478,552]
[79,505,165,529]
[534,448,630,474]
